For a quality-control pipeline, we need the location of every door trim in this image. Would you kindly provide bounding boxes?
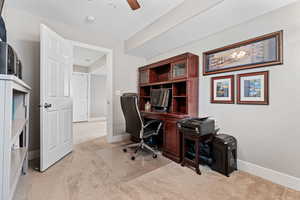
[70,41,114,143]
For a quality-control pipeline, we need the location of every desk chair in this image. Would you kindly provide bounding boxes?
[120,93,163,160]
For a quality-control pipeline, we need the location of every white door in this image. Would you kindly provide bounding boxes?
[72,73,89,122]
[40,24,73,171]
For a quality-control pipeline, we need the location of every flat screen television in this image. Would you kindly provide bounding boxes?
[150,88,170,111]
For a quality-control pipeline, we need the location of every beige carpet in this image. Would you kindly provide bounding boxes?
[14,137,300,200]
[73,120,107,144]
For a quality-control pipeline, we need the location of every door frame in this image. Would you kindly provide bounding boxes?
[72,72,90,122]
[70,41,114,143]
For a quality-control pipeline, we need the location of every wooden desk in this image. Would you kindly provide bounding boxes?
[137,53,199,163]
[141,111,188,163]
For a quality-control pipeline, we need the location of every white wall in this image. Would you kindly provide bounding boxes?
[90,75,107,119]
[112,42,144,136]
[3,7,145,151]
[147,2,300,178]
[73,65,89,73]
[6,38,41,152]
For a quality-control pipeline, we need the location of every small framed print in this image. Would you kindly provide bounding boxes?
[237,71,269,105]
[211,75,234,104]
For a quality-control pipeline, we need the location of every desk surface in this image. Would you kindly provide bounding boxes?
[141,111,189,119]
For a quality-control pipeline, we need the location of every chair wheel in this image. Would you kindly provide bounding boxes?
[152,154,157,159]
[123,148,127,153]
[131,156,135,160]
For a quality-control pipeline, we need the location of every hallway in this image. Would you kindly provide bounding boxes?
[73,120,107,144]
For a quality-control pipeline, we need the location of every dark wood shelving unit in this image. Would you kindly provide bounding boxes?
[138,53,199,162]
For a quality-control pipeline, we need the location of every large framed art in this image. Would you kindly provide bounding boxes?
[211,75,234,104]
[203,31,283,75]
[237,71,269,105]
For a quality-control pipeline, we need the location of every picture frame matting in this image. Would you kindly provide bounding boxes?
[237,71,269,105]
[211,75,235,104]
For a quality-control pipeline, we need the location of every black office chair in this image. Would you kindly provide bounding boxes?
[120,93,163,160]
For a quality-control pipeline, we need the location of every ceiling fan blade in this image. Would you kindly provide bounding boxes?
[127,0,141,10]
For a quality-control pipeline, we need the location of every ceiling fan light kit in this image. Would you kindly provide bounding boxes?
[127,0,141,10]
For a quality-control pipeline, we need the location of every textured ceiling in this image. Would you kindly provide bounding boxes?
[6,0,185,40]
[74,46,105,67]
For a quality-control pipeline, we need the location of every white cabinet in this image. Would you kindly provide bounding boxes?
[0,75,31,200]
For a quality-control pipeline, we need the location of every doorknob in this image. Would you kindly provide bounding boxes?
[44,103,52,108]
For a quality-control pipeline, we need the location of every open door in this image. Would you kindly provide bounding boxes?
[40,24,73,171]
[72,72,89,122]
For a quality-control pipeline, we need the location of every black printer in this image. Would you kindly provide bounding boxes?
[177,117,215,136]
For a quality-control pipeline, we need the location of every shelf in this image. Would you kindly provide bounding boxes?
[141,111,189,118]
[149,64,171,83]
[173,96,187,98]
[140,78,187,87]
[173,81,187,97]
[0,75,31,91]
[1,74,31,200]
[171,112,188,116]
[140,86,151,97]
[10,147,27,196]
[172,98,187,114]
[11,119,27,146]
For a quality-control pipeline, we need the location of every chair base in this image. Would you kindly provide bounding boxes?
[123,140,158,160]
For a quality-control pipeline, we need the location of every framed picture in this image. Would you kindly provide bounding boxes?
[203,31,283,75]
[237,71,269,105]
[211,75,234,104]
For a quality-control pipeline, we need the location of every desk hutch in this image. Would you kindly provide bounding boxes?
[138,53,199,162]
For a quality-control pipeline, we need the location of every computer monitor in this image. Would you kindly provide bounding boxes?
[150,88,170,111]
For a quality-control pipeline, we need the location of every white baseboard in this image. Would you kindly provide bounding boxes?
[238,159,300,191]
[88,117,106,122]
[29,150,40,160]
[108,133,130,143]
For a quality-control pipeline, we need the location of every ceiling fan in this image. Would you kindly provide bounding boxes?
[127,0,141,10]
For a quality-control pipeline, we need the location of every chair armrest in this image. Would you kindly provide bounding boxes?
[143,120,162,128]
[143,120,163,135]
[143,120,163,137]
